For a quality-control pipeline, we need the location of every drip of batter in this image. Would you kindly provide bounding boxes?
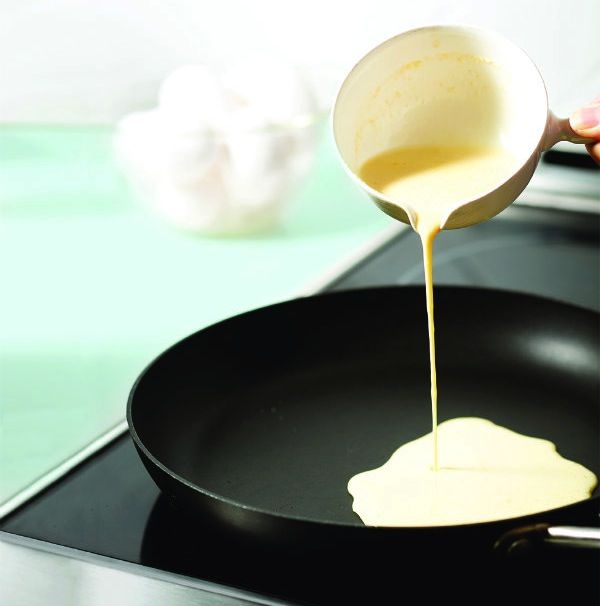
[418,212,440,470]
[351,144,597,525]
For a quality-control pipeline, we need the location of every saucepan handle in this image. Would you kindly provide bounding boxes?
[543,113,597,150]
[494,523,600,556]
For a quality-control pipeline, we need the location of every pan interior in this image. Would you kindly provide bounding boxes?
[130,287,599,525]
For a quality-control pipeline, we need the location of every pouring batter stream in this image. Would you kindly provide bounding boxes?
[348,144,597,525]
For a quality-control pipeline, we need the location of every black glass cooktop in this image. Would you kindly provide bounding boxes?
[1,203,599,604]
[328,205,600,311]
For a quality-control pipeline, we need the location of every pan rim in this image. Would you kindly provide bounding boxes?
[126,285,599,531]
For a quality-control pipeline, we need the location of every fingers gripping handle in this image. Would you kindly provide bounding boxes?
[543,112,597,151]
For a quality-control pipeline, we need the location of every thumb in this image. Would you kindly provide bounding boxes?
[569,99,600,140]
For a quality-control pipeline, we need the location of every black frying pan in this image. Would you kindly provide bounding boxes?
[127,287,599,595]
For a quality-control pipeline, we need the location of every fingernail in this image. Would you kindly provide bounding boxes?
[570,105,600,131]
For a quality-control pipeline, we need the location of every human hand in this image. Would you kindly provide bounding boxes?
[569,99,600,165]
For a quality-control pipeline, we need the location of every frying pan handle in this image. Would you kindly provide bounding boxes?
[494,523,600,556]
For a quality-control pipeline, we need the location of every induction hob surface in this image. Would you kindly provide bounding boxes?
[1,188,599,605]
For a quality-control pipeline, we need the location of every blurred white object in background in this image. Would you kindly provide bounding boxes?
[222,55,317,125]
[115,57,319,235]
[159,65,227,131]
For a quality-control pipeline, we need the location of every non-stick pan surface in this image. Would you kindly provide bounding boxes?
[128,287,598,542]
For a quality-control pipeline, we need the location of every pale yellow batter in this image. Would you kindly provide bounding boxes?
[348,418,597,527]
[351,144,597,526]
[359,145,517,216]
[360,144,518,470]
